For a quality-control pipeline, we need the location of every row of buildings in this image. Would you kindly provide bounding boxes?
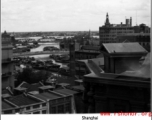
[1,31,84,114]
[99,13,150,51]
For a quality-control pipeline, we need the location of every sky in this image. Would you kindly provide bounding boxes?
[1,0,151,32]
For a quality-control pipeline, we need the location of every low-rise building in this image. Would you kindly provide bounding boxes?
[31,89,78,113]
[2,94,47,114]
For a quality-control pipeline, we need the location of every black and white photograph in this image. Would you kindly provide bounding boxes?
[1,0,151,116]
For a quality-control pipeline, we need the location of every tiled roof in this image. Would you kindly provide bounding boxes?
[2,101,16,110]
[2,89,12,95]
[54,89,78,96]
[6,94,41,106]
[16,81,43,92]
[102,43,147,54]
[33,92,61,101]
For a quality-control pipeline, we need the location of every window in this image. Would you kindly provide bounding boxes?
[65,103,71,113]
[57,105,64,113]
[42,103,46,107]
[33,111,40,114]
[51,107,56,113]
[33,104,40,109]
[26,106,30,110]
[15,109,20,113]
[4,110,12,114]
[42,110,47,114]
[57,98,64,103]
[65,97,71,101]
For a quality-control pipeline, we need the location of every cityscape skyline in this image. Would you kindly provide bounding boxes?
[2,0,151,32]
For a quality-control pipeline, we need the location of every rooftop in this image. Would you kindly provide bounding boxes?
[57,83,70,87]
[77,58,104,75]
[120,53,150,78]
[33,91,62,101]
[81,45,100,51]
[39,85,55,90]
[2,100,16,110]
[102,43,147,54]
[54,88,78,96]
[6,94,42,106]
[75,79,83,83]
[72,85,85,91]
[16,81,44,92]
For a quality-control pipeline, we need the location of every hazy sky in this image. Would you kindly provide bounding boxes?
[1,0,151,32]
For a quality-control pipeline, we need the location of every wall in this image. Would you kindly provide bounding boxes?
[82,78,150,113]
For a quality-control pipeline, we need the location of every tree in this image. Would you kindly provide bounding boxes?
[15,68,51,86]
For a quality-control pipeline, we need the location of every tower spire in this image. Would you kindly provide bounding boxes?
[105,13,110,25]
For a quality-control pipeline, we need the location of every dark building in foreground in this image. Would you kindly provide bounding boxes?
[82,43,150,112]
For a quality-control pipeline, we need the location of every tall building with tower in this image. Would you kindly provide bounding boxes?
[99,13,134,44]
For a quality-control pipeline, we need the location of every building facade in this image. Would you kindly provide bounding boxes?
[117,33,150,51]
[2,31,15,90]
[82,43,150,113]
[99,13,134,44]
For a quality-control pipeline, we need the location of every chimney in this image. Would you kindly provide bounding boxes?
[121,22,123,26]
[130,17,132,27]
[126,19,129,26]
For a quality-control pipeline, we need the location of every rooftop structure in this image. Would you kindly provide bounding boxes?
[6,94,42,106]
[82,43,150,113]
[100,43,147,73]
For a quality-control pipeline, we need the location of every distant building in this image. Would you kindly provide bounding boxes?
[117,33,150,51]
[133,24,150,33]
[2,31,15,90]
[99,13,134,44]
[75,45,101,60]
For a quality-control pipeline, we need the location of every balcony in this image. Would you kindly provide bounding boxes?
[2,58,13,64]
[2,72,12,78]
